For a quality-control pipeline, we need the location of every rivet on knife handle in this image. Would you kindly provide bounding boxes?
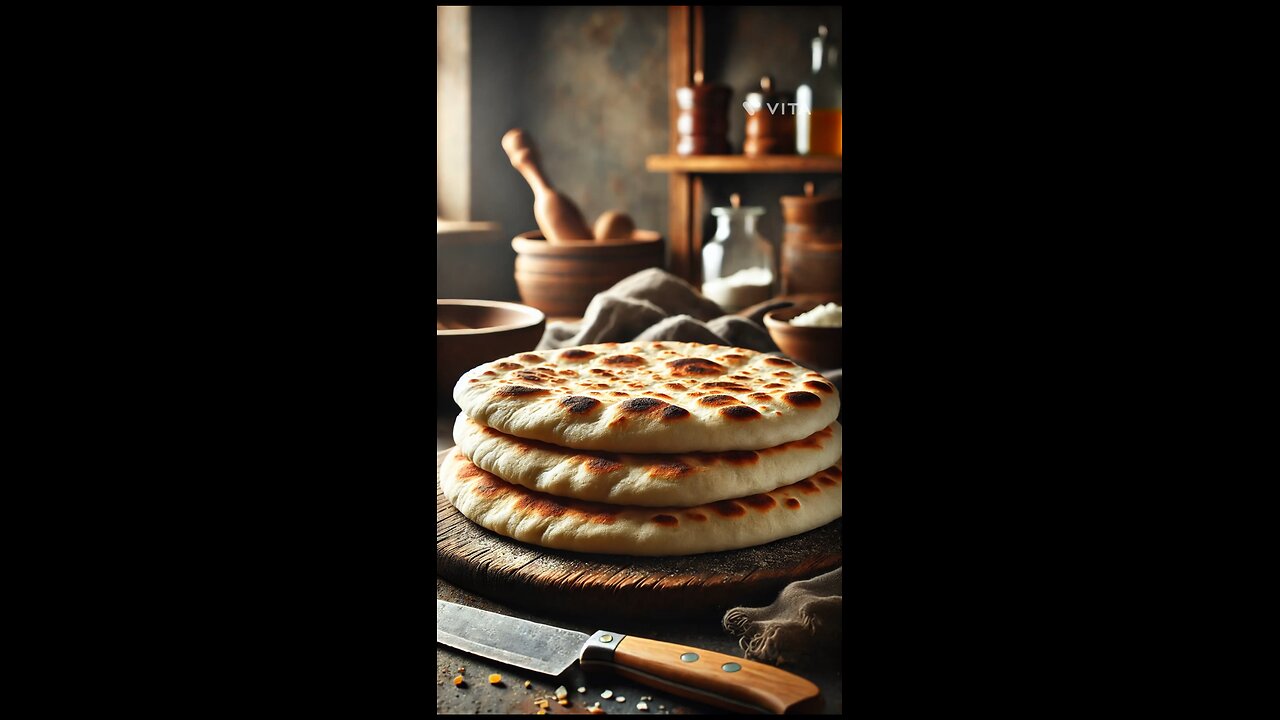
[580,630,625,665]
[584,634,821,715]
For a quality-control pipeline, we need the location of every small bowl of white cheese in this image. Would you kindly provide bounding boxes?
[764,302,843,369]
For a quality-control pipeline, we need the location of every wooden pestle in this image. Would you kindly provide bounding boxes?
[501,129,593,243]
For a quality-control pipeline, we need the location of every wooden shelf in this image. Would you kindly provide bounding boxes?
[646,154,842,174]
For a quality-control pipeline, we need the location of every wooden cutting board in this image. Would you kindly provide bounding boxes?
[436,449,842,622]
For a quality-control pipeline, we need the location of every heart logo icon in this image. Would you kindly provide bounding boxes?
[742,100,760,116]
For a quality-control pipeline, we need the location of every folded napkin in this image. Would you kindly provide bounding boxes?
[723,568,843,666]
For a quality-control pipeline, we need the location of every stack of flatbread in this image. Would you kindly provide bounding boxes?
[442,341,842,556]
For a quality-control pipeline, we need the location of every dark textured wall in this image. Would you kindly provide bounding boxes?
[462,6,841,297]
[470,6,669,250]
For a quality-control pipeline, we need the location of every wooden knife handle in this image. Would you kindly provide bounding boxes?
[596,635,822,714]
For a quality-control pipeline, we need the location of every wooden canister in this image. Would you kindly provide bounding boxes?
[676,71,730,156]
[743,76,796,157]
[513,230,665,317]
[780,183,842,297]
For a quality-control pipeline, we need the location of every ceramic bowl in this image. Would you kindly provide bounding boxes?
[763,306,842,370]
[512,230,664,318]
[437,299,546,400]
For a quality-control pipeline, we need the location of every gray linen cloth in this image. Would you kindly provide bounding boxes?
[537,268,782,353]
[723,568,843,665]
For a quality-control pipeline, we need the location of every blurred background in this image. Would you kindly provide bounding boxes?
[437,5,842,303]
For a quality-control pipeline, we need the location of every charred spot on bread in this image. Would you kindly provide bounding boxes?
[698,394,738,407]
[495,385,549,397]
[560,395,601,414]
[741,494,777,511]
[660,405,690,420]
[703,381,750,391]
[710,500,746,517]
[684,512,708,521]
[785,498,801,509]
[720,405,762,420]
[560,349,596,361]
[468,474,507,497]
[722,450,759,465]
[764,357,795,367]
[666,357,727,376]
[651,514,679,527]
[648,460,693,477]
[793,479,820,494]
[519,354,543,363]
[602,354,647,366]
[783,391,822,407]
[514,371,544,383]
[804,380,836,394]
[619,397,663,412]
[584,455,623,473]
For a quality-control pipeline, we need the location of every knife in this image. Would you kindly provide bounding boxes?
[437,599,822,715]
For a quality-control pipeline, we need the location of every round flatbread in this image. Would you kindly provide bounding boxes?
[454,413,843,507]
[439,447,843,556]
[452,341,840,453]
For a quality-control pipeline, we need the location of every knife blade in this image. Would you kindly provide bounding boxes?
[436,600,822,715]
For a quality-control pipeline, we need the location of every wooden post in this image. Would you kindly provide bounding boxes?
[666,6,703,283]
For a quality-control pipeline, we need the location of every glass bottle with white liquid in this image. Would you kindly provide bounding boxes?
[702,193,775,313]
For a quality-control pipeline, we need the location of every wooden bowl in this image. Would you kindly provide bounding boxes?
[764,306,842,370]
[437,299,546,399]
[512,230,665,317]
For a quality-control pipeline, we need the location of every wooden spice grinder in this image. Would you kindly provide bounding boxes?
[780,182,842,297]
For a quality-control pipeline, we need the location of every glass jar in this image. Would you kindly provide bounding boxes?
[702,194,775,312]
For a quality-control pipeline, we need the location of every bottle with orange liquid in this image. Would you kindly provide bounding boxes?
[797,25,842,157]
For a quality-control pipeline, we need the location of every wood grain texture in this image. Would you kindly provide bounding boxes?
[437,450,841,622]
[611,635,821,714]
